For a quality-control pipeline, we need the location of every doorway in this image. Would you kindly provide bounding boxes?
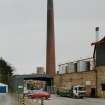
[91,88,96,97]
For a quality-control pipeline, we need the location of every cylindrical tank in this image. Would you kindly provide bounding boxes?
[65,64,69,74]
[59,64,66,74]
[90,60,94,70]
[77,61,90,72]
[59,65,62,74]
[68,62,75,73]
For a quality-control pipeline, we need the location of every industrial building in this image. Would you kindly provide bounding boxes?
[36,67,45,74]
[54,32,105,98]
[10,74,53,93]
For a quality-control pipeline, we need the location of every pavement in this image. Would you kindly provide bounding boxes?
[0,93,39,105]
[25,98,41,105]
[0,93,18,105]
[0,94,105,105]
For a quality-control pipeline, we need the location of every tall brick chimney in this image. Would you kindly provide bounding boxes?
[46,0,56,77]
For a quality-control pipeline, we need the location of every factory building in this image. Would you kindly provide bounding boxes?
[92,36,105,97]
[92,36,105,66]
[36,67,45,74]
[54,35,105,98]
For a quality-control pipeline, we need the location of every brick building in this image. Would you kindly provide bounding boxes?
[92,36,105,97]
[54,36,105,98]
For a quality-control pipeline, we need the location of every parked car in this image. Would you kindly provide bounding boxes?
[57,85,86,98]
[30,91,50,99]
[23,90,32,96]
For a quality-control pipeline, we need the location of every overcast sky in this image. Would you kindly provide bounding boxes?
[0,0,105,74]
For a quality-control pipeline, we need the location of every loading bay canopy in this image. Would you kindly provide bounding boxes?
[11,74,53,93]
[13,74,53,81]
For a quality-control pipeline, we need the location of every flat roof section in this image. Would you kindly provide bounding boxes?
[13,74,53,81]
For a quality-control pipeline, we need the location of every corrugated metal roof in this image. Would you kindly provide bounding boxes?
[91,36,105,47]
[12,74,53,80]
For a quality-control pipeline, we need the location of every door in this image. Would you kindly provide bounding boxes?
[91,88,96,97]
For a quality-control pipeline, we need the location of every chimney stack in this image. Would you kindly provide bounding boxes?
[96,27,99,42]
[46,0,56,77]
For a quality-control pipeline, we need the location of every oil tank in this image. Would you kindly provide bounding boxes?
[77,61,90,72]
[65,64,69,74]
[68,62,75,73]
[68,62,74,73]
[58,65,62,74]
[59,64,66,74]
[90,60,94,70]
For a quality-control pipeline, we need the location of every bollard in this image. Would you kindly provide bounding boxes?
[22,95,25,105]
[18,94,25,105]
[41,98,44,105]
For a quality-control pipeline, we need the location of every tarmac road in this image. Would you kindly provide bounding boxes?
[0,93,18,105]
[44,95,105,105]
[24,95,105,105]
[1,94,105,105]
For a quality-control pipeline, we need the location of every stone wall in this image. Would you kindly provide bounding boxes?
[54,70,96,97]
[96,66,105,98]
[54,67,105,98]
